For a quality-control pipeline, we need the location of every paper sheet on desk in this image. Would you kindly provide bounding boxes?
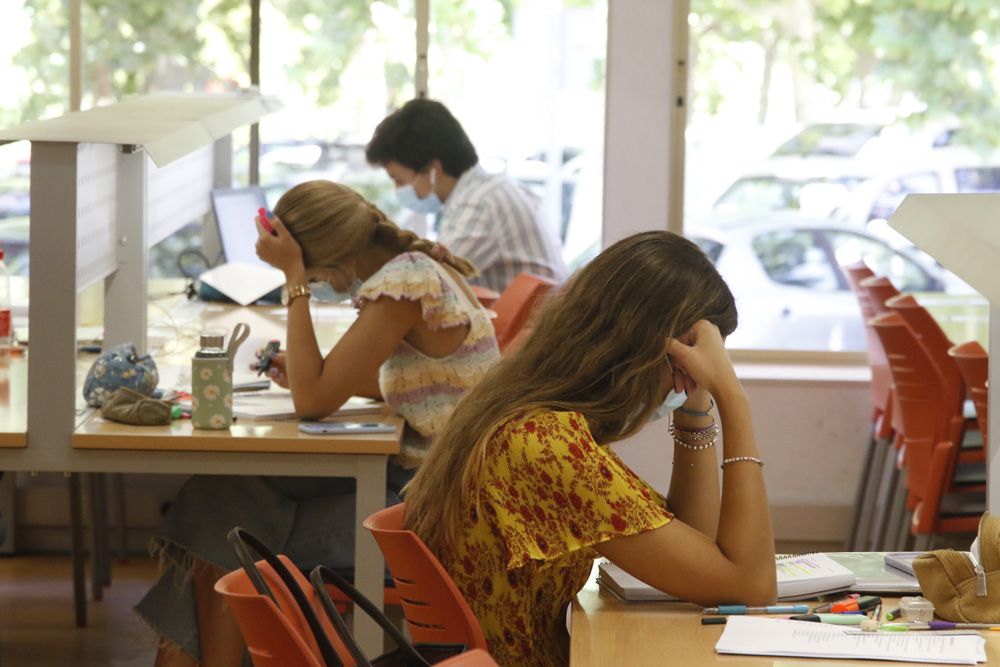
[198,262,285,306]
[716,616,986,664]
[234,392,383,420]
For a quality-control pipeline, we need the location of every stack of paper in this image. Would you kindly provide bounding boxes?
[716,616,986,664]
[233,392,382,420]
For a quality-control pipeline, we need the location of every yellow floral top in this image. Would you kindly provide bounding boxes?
[440,410,672,667]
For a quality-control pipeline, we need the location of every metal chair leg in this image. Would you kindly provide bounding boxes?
[68,473,87,627]
[867,444,900,550]
[114,473,128,562]
[89,473,104,601]
[878,468,908,551]
[849,430,891,550]
[845,421,878,550]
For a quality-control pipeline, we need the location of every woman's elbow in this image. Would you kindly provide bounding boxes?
[740,572,778,606]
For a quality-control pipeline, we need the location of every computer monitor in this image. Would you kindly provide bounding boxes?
[210,186,269,268]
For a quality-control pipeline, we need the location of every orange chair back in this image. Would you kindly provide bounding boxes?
[842,262,892,427]
[363,503,489,652]
[871,312,965,535]
[886,294,964,415]
[949,340,989,442]
[859,275,900,315]
[215,554,356,667]
[491,273,557,351]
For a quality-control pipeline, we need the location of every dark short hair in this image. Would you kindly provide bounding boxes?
[365,98,478,177]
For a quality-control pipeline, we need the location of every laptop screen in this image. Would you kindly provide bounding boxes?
[210,186,269,268]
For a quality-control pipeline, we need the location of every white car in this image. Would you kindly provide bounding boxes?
[688,216,946,351]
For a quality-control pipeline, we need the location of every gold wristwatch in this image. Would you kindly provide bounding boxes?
[281,283,311,306]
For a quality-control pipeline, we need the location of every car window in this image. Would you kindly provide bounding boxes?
[771,123,884,158]
[955,167,1000,192]
[868,172,941,221]
[691,237,723,263]
[751,229,839,290]
[824,230,935,291]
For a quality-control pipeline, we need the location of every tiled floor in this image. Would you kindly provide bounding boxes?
[0,555,160,667]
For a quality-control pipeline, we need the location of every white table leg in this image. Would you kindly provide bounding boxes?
[353,455,387,656]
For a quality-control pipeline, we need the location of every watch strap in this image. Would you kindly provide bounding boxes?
[285,283,311,305]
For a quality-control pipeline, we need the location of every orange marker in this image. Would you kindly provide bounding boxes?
[831,601,860,613]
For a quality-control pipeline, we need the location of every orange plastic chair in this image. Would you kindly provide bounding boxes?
[363,503,489,652]
[490,273,558,352]
[470,285,501,309]
[885,294,983,467]
[871,313,984,549]
[842,265,898,549]
[949,340,989,442]
[859,275,900,315]
[215,552,357,667]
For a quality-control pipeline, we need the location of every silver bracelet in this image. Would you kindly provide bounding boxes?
[720,456,764,469]
[673,437,716,451]
[668,422,718,442]
[676,399,714,417]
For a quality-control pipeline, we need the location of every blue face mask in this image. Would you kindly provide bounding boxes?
[396,168,441,215]
[309,279,363,303]
[651,389,688,422]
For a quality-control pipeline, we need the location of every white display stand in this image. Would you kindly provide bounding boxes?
[889,193,1000,512]
[0,92,279,626]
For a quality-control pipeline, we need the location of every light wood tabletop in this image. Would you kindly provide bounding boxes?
[73,409,403,454]
[570,569,1000,666]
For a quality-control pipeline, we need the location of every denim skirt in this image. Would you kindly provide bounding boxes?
[135,461,413,660]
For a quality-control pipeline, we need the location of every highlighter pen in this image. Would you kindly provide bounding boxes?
[883,607,902,621]
[702,604,809,615]
[928,621,1000,630]
[789,613,867,625]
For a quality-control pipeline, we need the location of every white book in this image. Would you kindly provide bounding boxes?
[597,552,856,603]
[232,392,383,420]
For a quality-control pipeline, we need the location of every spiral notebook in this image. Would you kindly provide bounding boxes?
[597,553,856,602]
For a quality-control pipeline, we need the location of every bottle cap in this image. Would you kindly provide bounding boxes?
[200,334,225,349]
[0,248,4,260]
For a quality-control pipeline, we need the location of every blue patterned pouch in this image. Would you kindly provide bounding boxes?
[82,343,159,407]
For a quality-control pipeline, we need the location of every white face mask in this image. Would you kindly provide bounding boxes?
[396,168,442,215]
[309,279,363,303]
[651,389,688,422]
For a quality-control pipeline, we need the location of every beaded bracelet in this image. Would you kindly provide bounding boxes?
[669,422,718,442]
[720,456,764,469]
[676,399,714,417]
[673,437,716,451]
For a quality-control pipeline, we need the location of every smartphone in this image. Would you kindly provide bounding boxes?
[257,207,277,235]
[298,422,396,435]
[256,339,281,377]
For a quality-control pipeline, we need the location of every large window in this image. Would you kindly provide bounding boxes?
[684,1,998,352]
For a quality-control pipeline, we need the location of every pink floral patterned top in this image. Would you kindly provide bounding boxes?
[440,410,672,666]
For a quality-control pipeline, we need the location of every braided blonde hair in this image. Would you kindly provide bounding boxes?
[272,179,477,277]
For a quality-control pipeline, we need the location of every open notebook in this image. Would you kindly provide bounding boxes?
[597,553,856,602]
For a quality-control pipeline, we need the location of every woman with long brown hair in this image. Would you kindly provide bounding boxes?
[405,230,775,667]
[139,180,500,667]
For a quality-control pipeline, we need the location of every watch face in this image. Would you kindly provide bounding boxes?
[280,285,290,306]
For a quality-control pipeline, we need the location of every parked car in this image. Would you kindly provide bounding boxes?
[688,215,947,351]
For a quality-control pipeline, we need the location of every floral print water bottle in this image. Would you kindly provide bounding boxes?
[191,333,232,429]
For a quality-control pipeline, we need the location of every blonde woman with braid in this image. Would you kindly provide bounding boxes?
[405,231,775,667]
[138,180,500,667]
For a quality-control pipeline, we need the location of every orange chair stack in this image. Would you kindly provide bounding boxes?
[870,312,985,550]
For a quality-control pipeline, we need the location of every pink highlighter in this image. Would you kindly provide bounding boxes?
[257,207,277,235]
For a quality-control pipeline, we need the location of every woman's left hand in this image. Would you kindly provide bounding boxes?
[255,212,305,277]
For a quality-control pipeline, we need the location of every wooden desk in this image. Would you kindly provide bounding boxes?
[570,571,1000,665]
[3,299,399,654]
[0,354,27,448]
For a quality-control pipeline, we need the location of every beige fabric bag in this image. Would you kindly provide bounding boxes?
[912,512,1000,623]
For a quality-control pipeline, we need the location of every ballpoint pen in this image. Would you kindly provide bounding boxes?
[702,604,809,615]
[790,613,867,625]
